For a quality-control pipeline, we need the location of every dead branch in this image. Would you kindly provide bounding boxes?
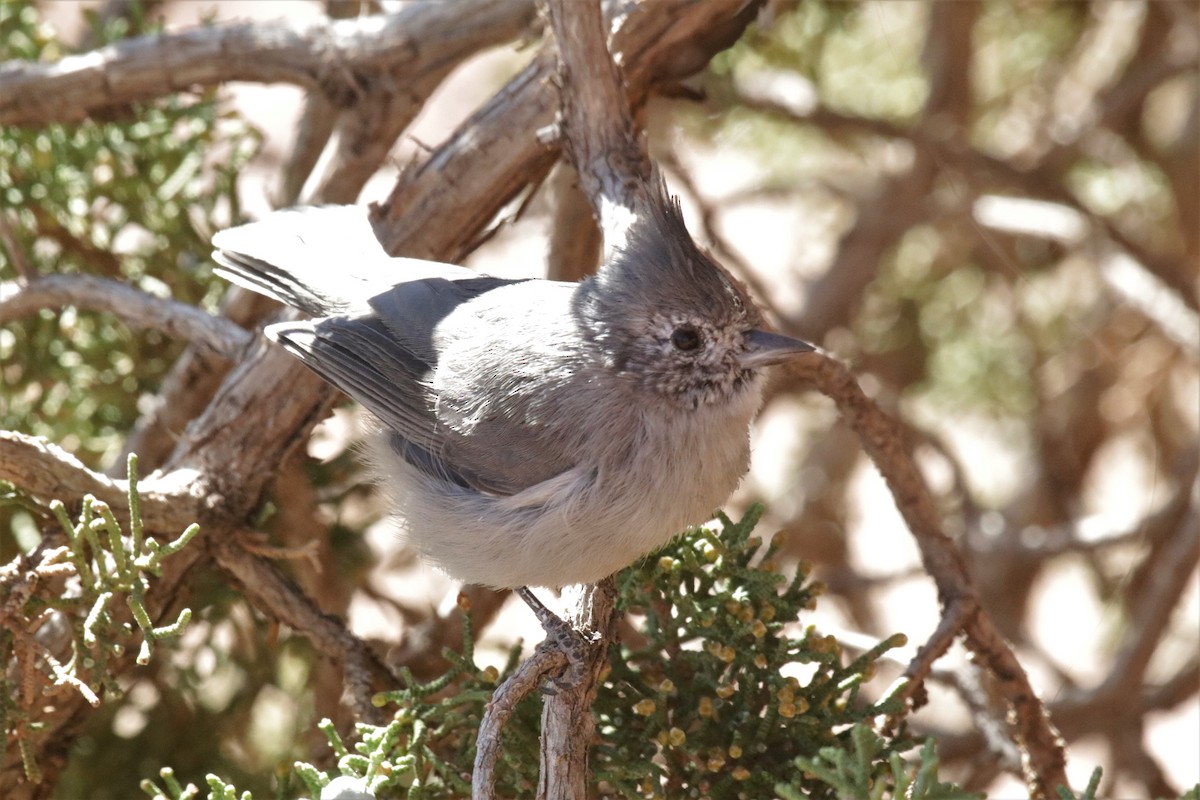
[210,533,395,721]
[371,0,764,262]
[0,0,536,128]
[473,645,568,800]
[545,164,602,282]
[790,352,1071,799]
[0,274,252,361]
[0,431,190,533]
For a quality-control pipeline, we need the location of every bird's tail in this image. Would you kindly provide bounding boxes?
[212,205,420,317]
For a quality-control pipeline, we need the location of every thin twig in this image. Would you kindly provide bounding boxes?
[0,211,35,282]
[210,534,395,721]
[790,351,1071,798]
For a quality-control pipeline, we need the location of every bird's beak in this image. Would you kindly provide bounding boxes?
[740,329,816,369]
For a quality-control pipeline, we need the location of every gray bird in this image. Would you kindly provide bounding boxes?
[212,190,812,603]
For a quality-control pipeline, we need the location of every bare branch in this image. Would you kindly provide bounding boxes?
[1103,509,1200,698]
[0,274,252,361]
[885,596,978,726]
[473,645,567,800]
[371,0,763,262]
[545,164,602,282]
[108,290,281,476]
[0,431,192,533]
[210,534,395,721]
[0,0,537,127]
[274,91,337,207]
[536,581,618,800]
[790,351,1071,798]
[545,0,648,255]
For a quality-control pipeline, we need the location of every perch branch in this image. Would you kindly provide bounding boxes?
[497,0,663,796]
[472,644,568,800]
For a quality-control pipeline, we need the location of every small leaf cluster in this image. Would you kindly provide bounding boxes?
[316,612,505,800]
[591,504,913,799]
[781,724,983,800]
[0,454,196,782]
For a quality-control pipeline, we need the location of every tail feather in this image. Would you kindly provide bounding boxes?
[212,205,471,316]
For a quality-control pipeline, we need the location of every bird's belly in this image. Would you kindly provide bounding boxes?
[376,393,759,589]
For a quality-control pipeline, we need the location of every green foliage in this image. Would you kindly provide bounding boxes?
[0,0,261,476]
[141,507,950,800]
[595,505,911,799]
[0,454,196,783]
[782,727,983,800]
[859,234,1037,418]
[1054,767,1102,800]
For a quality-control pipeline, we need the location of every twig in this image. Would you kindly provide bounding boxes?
[884,596,977,727]
[210,534,395,721]
[0,211,35,282]
[0,274,252,361]
[473,644,567,800]
[790,351,1071,798]
[107,289,281,476]
[1102,509,1200,698]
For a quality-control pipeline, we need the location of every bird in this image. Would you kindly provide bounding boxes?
[212,186,812,635]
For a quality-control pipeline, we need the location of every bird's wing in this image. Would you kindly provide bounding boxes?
[265,275,542,495]
[213,205,580,497]
[367,275,521,367]
[266,315,438,443]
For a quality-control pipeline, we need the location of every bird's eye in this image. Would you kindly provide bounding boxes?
[670,325,702,351]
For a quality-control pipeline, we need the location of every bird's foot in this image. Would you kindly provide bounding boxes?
[516,587,596,691]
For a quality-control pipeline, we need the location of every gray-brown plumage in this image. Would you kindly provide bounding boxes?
[212,189,812,588]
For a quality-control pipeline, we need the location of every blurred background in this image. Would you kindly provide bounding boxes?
[3,1,1197,797]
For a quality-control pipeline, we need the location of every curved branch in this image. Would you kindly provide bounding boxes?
[473,645,567,800]
[210,534,396,721]
[790,351,1070,798]
[0,0,536,127]
[0,274,252,361]
[0,431,193,533]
